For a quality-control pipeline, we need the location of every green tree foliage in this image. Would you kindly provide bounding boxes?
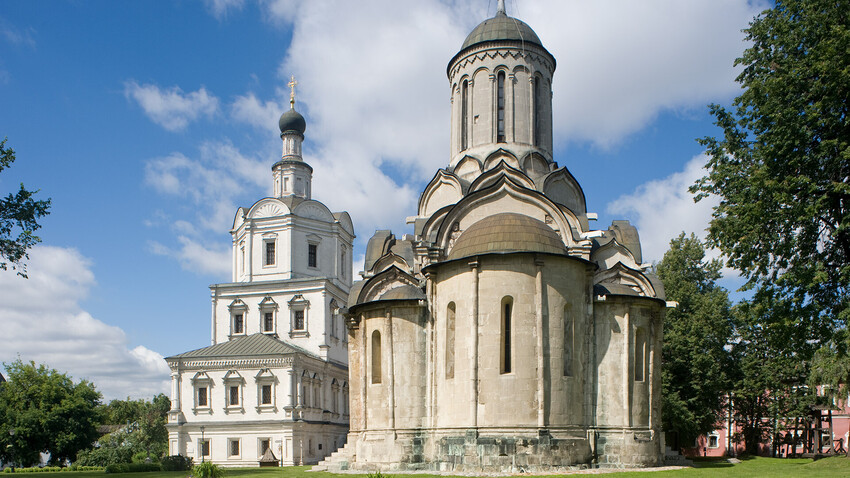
[728,294,817,455]
[81,394,171,465]
[656,233,733,446]
[0,360,101,466]
[0,138,51,277]
[693,0,849,384]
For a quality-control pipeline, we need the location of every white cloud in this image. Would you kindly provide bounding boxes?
[231,92,285,135]
[204,0,245,20]
[124,81,219,132]
[0,246,170,400]
[148,236,231,276]
[606,154,719,263]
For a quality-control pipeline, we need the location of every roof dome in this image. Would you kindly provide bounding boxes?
[447,213,565,260]
[279,107,306,135]
[461,11,543,50]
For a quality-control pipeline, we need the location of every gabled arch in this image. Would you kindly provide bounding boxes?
[429,175,586,253]
[451,155,482,182]
[355,265,421,307]
[521,152,551,182]
[418,169,465,218]
[293,200,335,222]
[483,148,520,171]
[247,197,291,220]
[232,207,248,230]
[369,252,413,277]
[469,160,535,193]
[591,238,641,271]
[594,262,658,298]
[542,167,587,216]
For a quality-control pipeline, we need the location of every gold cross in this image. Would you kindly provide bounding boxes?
[288,75,298,108]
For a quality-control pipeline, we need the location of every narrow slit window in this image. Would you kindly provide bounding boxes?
[229,385,239,406]
[371,330,382,384]
[263,312,274,333]
[461,80,469,150]
[497,71,506,142]
[563,306,573,377]
[446,302,456,379]
[501,298,512,374]
[233,314,244,334]
[261,384,272,405]
[635,327,646,382]
[197,387,208,407]
[294,310,305,330]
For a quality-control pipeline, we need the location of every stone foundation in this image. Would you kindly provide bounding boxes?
[338,427,661,472]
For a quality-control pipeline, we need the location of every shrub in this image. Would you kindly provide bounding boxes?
[192,462,224,478]
[161,455,193,472]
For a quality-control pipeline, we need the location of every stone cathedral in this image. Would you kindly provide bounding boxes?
[320,2,668,472]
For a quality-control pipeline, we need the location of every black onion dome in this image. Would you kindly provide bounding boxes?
[278,108,306,135]
[461,11,543,50]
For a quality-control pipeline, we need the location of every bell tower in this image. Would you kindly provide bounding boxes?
[273,76,312,199]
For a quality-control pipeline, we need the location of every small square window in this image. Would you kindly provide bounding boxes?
[308,244,317,268]
[261,384,272,405]
[229,439,240,457]
[233,314,244,334]
[708,435,719,448]
[229,386,239,406]
[263,312,274,333]
[294,310,305,330]
[265,241,275,266]
[198,387,208,407]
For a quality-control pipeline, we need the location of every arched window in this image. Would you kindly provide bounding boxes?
[634,327,646,382]
[497,71,506,143]
[501,297,512,374]
[446,302,456,379]
[371,330,382,384]
[563,305,573,377]
[461,80,469,151]
[533,76,542,147]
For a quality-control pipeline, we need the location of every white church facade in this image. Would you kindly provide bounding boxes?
[319,2,668,472]
[165,89,354,467]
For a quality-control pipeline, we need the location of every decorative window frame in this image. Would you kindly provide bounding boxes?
[223,370,244,414]
[306,234,322,269]
[228,437,241,459]
[708,432,721,449]
[191,371,213,415]
[255,368,276,413]
[228,299,248,337]
[262,233,277,267]
[288,294,310,338]
[259,296,278,336]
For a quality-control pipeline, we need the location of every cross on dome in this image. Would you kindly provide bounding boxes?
[288,75,298,109]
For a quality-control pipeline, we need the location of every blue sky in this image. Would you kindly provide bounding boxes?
[0,0,766,399]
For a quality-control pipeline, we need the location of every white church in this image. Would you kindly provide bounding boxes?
[167,1,668,471]
[165,86,354,466]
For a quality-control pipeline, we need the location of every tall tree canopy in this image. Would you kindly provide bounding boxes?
[0,360,101,466]
[0,138,51,277]
[656,233,733,447]
[693,0,850,391]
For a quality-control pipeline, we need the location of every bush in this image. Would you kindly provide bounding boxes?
[160,455,193,472]
[104,463,161,473]
[192,462,224,478]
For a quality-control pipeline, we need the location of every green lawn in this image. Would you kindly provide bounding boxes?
[12,457,850,478]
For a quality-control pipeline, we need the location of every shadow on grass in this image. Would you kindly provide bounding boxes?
[690,457,734,469]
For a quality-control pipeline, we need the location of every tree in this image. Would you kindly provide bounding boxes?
[0,360,101,466]
[655,233,733,447]
[0,137,51,277]
[83,394,170,464]
[694,0,850,437]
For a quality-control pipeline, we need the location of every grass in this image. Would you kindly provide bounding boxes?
[11,457,850,478]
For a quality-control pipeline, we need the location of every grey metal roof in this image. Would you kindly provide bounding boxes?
[166,333,317,361]
[378,284,425,301]
[461,12,543,50]
[447,213,566,260]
